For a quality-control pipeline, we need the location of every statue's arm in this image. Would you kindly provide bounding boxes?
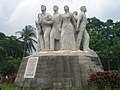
[77,13,83,30]
[35,20,42,35]
[71,13,77,29]
[38,14,42,24]
[59,14,63,31]
[59,14,62,22]
[43,14,53,25]
[59,15,63,31]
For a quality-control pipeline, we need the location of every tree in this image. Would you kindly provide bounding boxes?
[0,35,24,59]
[0,56,21,76]
[87,17,120,70]
[0,32,6,58]
[16,25,37,57]
[0,46,6,59]
[0,33,24,76]
[6,36,24,58]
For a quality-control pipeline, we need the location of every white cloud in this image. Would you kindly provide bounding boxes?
[8,0,120,25]
[5,0,39,35]
[86,0,120,20]
[7,0,38,25]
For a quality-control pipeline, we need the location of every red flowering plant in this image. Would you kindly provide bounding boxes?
[88,70,120,89]
[0,73,16,84]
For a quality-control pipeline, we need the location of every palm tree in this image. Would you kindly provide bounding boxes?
[16,25,37,57]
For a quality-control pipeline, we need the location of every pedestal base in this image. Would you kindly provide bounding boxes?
[14,50,103,89]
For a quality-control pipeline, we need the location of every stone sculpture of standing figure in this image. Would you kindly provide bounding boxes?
[35,20,44,51]
[50,5,62,51]
[60,5,76,51]
[38,5,53,50]
[73,11,78,21]
[76,6,91,51]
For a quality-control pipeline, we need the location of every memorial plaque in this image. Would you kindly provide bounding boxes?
[24,57,39,78]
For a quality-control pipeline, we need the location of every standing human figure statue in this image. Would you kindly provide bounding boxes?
[35,20,44,51]
[60,5,76,51]
[50,5,62,51]
[73,11,78,21]
[38,5,53,50]
[76,6,91,51]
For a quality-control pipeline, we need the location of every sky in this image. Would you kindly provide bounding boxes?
[0,0,120,36]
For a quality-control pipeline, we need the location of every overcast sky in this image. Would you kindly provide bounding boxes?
[0,0,120,36]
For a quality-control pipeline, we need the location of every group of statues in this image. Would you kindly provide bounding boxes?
[35,5,91,51]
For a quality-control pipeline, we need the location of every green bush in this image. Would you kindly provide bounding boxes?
[88,70,120,89]
[0,56,21,76]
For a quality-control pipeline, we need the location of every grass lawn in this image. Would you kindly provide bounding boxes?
[0,82,115,90]
[0,82,14,90]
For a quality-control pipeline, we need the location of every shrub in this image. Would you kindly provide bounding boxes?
[0,56,21,76]
[88,70,120,89]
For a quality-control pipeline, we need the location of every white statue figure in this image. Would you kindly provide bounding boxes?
[38,5,53,50]
[50,5,62,51]
[73,11,78,21]
[60,5,77,51]
[35,20,44,51]
[76,6,91,51]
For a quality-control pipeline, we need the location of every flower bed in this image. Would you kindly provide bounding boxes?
[88,70,120,89]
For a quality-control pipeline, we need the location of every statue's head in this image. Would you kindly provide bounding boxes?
[80,6,87,12]
[41,5,46,12]
[53,5,59,12]
[64,5,69,12]
[73,11,78,15]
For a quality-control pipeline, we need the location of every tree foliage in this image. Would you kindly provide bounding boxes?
[0,25,37,76]
[0,33,24,76]
[87,17,120,70]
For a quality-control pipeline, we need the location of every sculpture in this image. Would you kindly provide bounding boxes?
[76,6,91,51]
[37,5,53,50]
[50,5,62,51]
[36,5,92,51]
[15,6,103,90]
[60,5,76,51]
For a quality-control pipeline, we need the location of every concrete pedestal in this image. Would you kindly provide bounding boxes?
[14,50,103,90]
